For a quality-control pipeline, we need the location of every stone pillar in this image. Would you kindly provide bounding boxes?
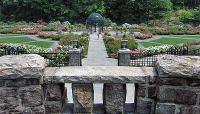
[118,49,131,66]
[44,83,65,114]
[103,84,126,114]
[68,48,82,66]
[155,55,200,114]
[117,49,131,113]
[0,54,45,114]
[72,84,94,113]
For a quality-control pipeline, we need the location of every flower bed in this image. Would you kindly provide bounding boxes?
[104,35,138,58]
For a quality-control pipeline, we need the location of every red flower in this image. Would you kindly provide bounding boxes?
[131,49,142,54]
[26,29,41,35]
[15,25,23,30]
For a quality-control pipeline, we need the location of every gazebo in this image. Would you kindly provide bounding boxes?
[86,13,104,33]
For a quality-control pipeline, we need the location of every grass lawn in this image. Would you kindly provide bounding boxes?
[0,34,21,37]
[153,37,194,45]
[25,41,53,48]
[140,42,161,48]
[139,35,200,48]
[174,35,200,39]
[0,35,53,48]
[0,37,33,43]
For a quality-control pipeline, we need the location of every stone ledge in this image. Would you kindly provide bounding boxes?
[156,55,200,78]
[44,66,157,83]
[0,54,45,79]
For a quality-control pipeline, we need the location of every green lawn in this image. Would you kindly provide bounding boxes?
[139,35,200,48]
[0,34,21,37]
[25,41,53,48]
[0,37,33,43]
[174,35,200,39]
[0,35,53,48]
[140,42,161,48]
[153,37,194,45]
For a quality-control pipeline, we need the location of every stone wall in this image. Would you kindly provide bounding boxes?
[154,55,200,114]
[0,54,45,113]
[0,54,200,114]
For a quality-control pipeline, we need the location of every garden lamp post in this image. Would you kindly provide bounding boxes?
[71,40,78,49]
[121,40,128,49]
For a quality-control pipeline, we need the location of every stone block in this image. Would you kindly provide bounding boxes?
[187,79,200,87]
[103,84,126,114]
[0,87,17,97]
[136,84,146,97]
[45,84,63,101]
[159,78,187,86]
[179,106,200,114]
[158,86,197,105]
[31,105,45,114]
[136,97,154,114]
[0,54,45,79]
[19,85,43,107]
[45,101,62,113]
[4,97,19,107]
[155,103,175,114]
[156,55,200,78]
[0,80,5,87]
[0,103,18,111]
[11,106,32,114]
[5,78,40,87]
[147,86,156,99]
[136,84,156,99]
[72,83,93,113]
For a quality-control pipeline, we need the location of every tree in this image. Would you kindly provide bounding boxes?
[149,0,173,19]
[176,9,194,22]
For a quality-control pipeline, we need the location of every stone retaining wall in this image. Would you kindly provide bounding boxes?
[0,54,199,114]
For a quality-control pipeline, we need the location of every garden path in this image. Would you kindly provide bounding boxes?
[82,33,117,66]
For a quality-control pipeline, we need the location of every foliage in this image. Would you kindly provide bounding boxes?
[4,43,51,53]
[176,9,194,22]
[104,35,137,57]
[142,45,175,53]
[43,33,89,57]
[193,5,200,22]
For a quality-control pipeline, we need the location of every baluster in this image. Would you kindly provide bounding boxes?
[72,83,94,113]
[103,84,126,114]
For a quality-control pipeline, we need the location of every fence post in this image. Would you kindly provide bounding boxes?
[68,48,82,66]
[118,48,131,66]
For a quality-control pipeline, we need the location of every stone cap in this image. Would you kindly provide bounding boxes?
[44,66,157,84]
[118,49,131,54]
[69,49,81,53]
[0,54,45,79]
[156,55,200,78]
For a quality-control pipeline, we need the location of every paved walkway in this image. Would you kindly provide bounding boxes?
[82,33,117,66]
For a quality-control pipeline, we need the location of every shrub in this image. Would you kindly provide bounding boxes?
[38,32,53,39]
[0,28,14,34]
[104,36,137,58]
[26,29,41,35]
[176,9,194,22]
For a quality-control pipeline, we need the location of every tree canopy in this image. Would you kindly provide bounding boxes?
[0,0,200,24]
